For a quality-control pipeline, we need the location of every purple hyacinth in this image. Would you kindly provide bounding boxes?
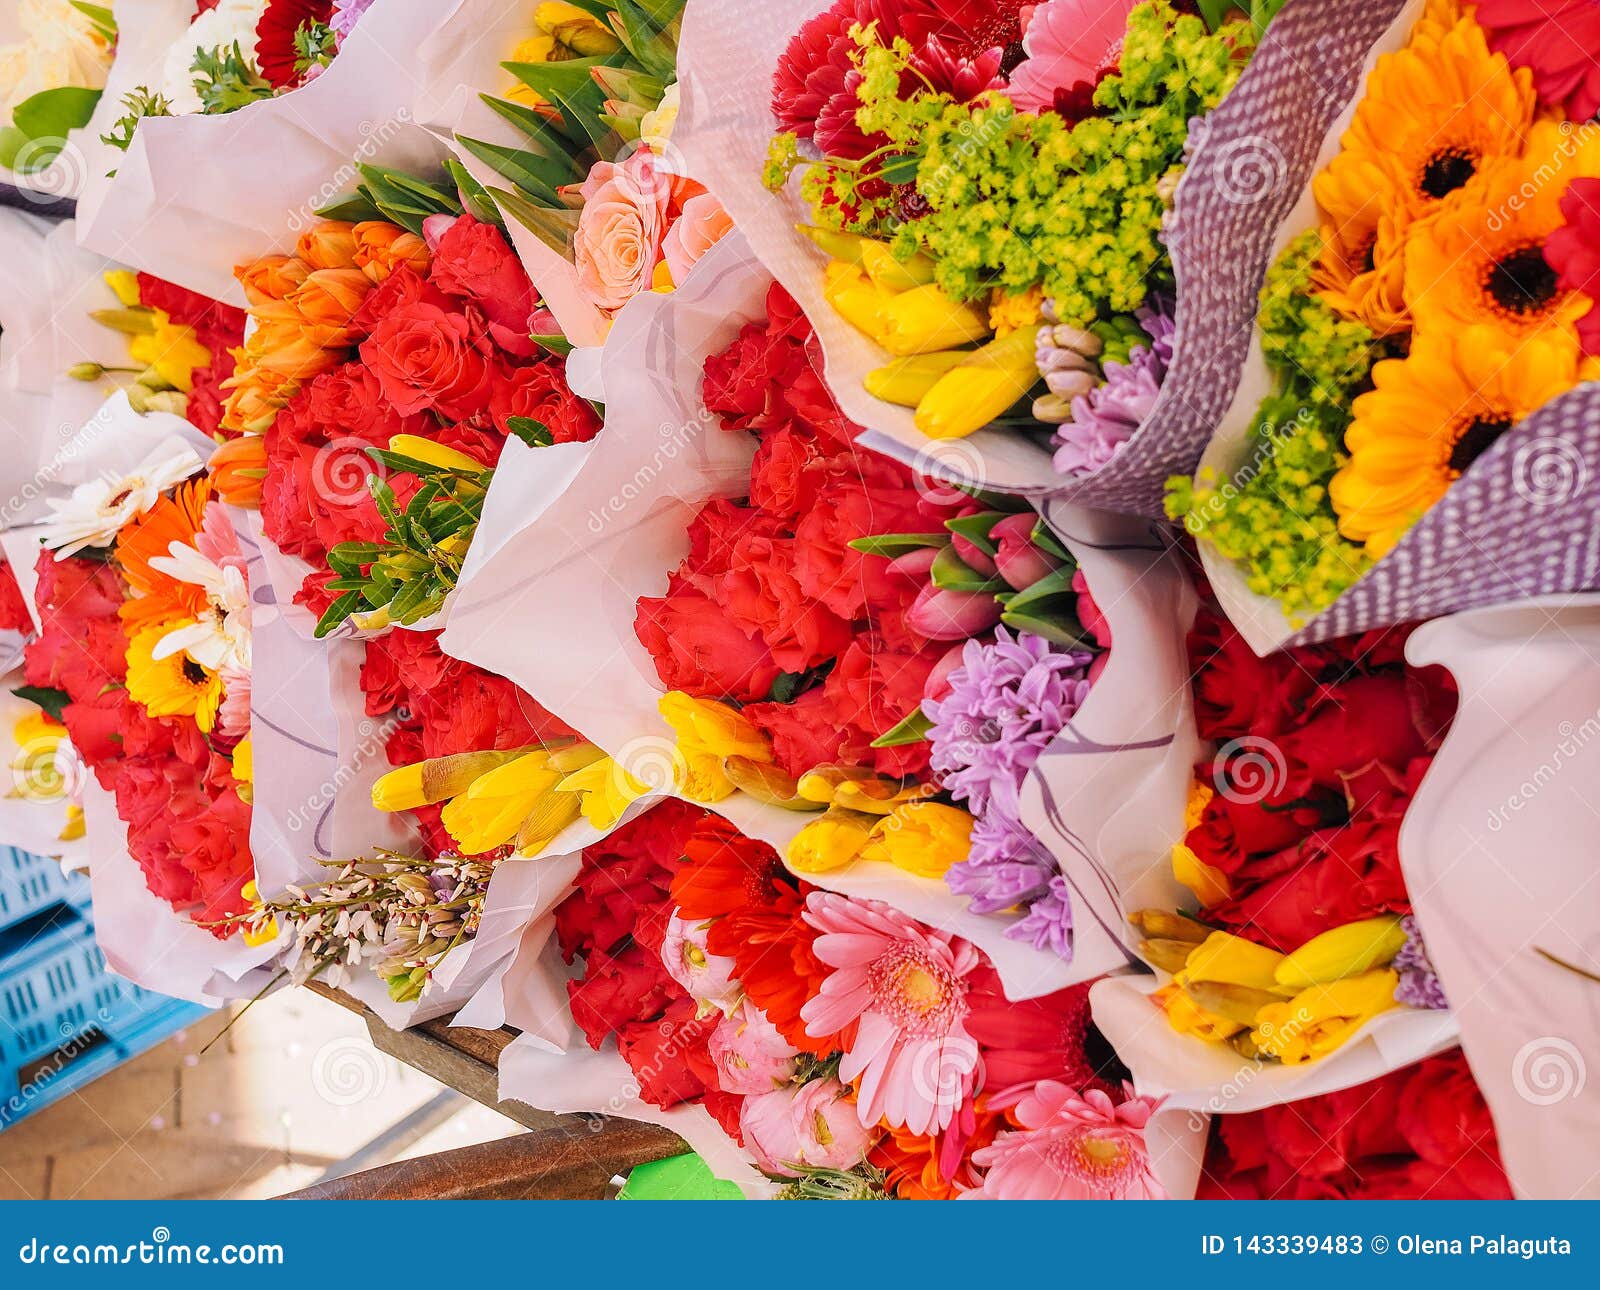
[922,628,1094,818]
[1051,294,1176,476]
[945,809,1056,914]
[1006,875,1074,959]
[1394,915,1449,1010]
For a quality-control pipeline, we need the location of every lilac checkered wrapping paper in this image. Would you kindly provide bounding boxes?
[1054,0,1407,514]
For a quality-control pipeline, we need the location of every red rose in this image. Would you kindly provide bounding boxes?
[360,302,495,420]
[636,575,782,701]
[748,425,828,517]
[719,530,852,672]
[1186,607,1323,741]
[428,215,540,357]
[1276,672,1430,805]
[347,264,455,338]
[1185,789,1323,877]
[488,360,601,443]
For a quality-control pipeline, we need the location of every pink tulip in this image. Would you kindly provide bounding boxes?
[950,532,998,579]
[421,213,458,253]
[887,545,940,581]
[922,643,967,702]
[992,513,1063,591]
[907,583,1002,640]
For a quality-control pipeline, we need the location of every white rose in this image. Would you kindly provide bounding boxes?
[0,0,114,128]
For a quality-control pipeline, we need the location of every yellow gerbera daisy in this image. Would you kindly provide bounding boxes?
[1313,10,1538,334]
[125,622,224,732]
[1405,121,1600,342]
[1330,325,1581,557]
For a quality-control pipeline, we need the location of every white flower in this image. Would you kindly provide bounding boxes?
[0,0,114,130]
[160,0,270,116]
[38,440,204,559]
[148,542,252,672]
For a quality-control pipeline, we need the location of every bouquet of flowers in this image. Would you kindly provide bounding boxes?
[0,0,115,184]
[1169,0,1600,651]
[671,0,1394,503]
[412,0,734,343]
[499,799,1171,1199]
[220,197,597,636]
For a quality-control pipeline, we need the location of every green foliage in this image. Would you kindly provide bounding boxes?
[100,86,172,155]
[191,42,274,115]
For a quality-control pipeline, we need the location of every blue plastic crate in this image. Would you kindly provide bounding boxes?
[0,901,208,1128]
[0,847,86,935]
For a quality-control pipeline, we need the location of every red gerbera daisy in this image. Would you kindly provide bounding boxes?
[964,967,1127,1101]
[1474,0,1600,122]
[255,0,333,89]
[1546,176,1600,355]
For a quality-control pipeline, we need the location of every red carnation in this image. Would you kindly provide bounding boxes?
[428,215,540,357]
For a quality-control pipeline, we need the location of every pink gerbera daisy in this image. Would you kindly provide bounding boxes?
[1007,0,1139,114]
[965,1082,1165,1199]
[1474,0,1600,123]
[800,892,982,1136]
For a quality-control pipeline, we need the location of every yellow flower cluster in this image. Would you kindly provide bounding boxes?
[808,227,1041,440]
[1137,912,1409,1065]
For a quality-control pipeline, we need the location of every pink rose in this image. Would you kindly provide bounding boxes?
[740,1078,873,1177]
[574,149,701,314]
[662,192,734,289]
[709,1002,799,1095]
[659,912,742,1014]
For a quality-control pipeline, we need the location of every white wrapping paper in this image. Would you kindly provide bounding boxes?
[1019,501,1201,988]
[76,0,454,305]
[0,211,124,529]
[1401,595,1600,1200]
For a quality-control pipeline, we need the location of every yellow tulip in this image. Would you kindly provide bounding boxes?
[914,323,1041,438]
[103,269,142,306]
[1275,916,1407,991]
[535,1,622,54]
[1171,841,1230,907]
[823,261,900,340]
[799,225,874,266]
[788,807,878,874]
[1156,982,1245,1043]
[659,692,773,803]
[860,800,974,881]
[231,737,254,786]
[860,239,937,291]
[1252,970,1400,1065]
[1183,931,1287,992]
[371,749,533,813]
[864,353,969,407]
[876,284,993,356]
[386,435,489,474]
[440,750,563,855]
[557,755,648,832]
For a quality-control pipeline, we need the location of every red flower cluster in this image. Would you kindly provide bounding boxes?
[260,215,598,616]
[358,628,575,855]
[1199,1049,1511,1199]
[254,0,333,88]
[136,272,246,439]
[23,552,251,927]
[1182,601,1457,950]
[634,284,959,778]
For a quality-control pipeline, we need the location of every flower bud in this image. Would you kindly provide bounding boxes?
[905,583,1002,640]
[991,512,1062,590]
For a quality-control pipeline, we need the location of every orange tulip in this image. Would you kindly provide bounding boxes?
[353,221,431,283]
[295,221,360,271]
[221,367,301,434]
[236,254,310,305]
[289,268,373,347]
[208,436,269,507]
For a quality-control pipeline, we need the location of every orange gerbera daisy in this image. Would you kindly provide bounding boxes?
[1405,121,1600,342]
[869,1103,1002,1199]
[115,476,213,632]
[1314,8,1538,334]
[1329,324,1580,557]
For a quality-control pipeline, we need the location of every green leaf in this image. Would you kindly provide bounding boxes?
[929,543,1004,593]
[455,133,570,207]
[530,333,574,358]
[12,85,103,142]
[943,510,1009,557]
[445,158,504,228]
[478,94,590,180]
[313,591,365,639]
[486,186,581,256]
[12,686,72,723]
[870,708,933,749]
[847,532,948,559]
[505,416,554,448]
[69,2,117,40]
[502,54,628,152]
[313,192,384,223]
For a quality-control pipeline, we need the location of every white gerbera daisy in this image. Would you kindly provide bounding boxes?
[38,440,204,560]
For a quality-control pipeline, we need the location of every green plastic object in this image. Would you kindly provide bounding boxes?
[615,1153,745,1200]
